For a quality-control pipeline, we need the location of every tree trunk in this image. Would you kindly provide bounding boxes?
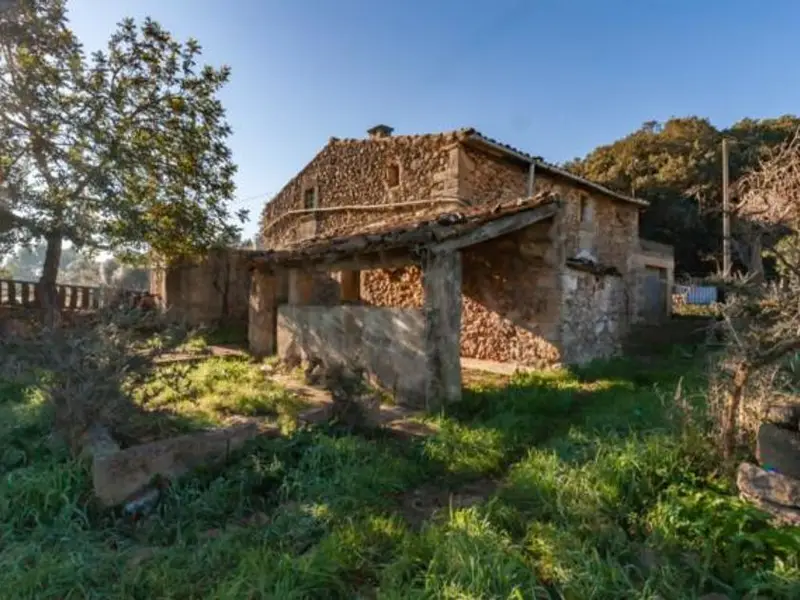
[39,232,63,328]
[748,233,765,283]
[722,362,750,462]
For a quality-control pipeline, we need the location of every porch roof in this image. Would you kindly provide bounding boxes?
[249,195,561,272]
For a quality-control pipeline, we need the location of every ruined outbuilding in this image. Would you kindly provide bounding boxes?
[150,249,251,329]
[250,126,675,407]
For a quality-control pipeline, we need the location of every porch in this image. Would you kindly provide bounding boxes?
[247,198,559,409]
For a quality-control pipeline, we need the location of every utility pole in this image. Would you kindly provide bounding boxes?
[722,137,731,278]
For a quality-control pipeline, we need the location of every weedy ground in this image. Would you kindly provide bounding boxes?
[1,341,799,599]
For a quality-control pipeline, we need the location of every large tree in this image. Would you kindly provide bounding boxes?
[0,0,244,323]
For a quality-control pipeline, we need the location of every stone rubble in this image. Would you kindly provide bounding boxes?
[737,402,800,525]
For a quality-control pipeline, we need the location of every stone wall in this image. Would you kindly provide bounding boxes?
[456,147,641,275]
[260,132,645,367]
[560,268,627,365]
[151,249,251,328]
[277,305,427,405]
[260,132,466,249]
[360,220,562,367]
[459,146,527,205]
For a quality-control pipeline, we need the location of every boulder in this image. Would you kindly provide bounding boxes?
[736,462,800,507]
[756,423,800,480]
[92,423,266,507]
[764,402,800,431]
[740,490,800,526]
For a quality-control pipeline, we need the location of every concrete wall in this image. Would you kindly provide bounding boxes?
[151,249,251,328]
[277,305,427,404]
[560,268,627,365]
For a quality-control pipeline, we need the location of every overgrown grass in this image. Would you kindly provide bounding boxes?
[1,347,799,598]
[125,357,306,437]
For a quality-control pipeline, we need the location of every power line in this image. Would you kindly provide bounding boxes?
[234,191,272,205]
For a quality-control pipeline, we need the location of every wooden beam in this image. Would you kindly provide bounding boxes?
[429,202,559,253]
[340,270,361,302]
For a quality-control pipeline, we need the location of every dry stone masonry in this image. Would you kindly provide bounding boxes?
[254,125,674,390]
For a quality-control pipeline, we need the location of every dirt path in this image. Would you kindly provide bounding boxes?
[269,372,436,438]
[152,344,249,364]
[460,357,531,375]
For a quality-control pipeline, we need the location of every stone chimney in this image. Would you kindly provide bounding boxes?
[367,124,394,139]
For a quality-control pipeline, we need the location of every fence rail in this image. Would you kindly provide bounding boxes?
[0,279,147,311]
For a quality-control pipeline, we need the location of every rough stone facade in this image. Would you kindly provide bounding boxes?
[261,132,465,249]
[150,249,251,328]
[560,269,627,364]
[258,128,661,368]
[359,219,562,367]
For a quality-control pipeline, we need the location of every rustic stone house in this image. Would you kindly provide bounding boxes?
[249,126,674,406]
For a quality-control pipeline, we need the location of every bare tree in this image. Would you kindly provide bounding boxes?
[715,132,800,460]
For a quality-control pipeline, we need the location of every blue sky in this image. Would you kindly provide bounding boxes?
[67,0,800,241]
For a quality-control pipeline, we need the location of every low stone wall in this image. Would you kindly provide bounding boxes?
[560,268,627,365]
[277,305,427,405]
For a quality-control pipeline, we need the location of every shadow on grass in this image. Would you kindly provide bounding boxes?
[3,339,800,599]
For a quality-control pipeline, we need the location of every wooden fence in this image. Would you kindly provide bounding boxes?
[0,279,147,311]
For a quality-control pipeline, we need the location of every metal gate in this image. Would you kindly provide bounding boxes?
[642,267,667,321]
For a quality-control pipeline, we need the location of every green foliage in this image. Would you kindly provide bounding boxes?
[1,345,799,597]
[566,115,800,276]
[0,0,243,284]
[128,357,304,435]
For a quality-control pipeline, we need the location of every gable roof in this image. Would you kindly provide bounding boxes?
[461,129,649,207]
[261,127,649,221]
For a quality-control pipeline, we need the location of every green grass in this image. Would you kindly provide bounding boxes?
[124,357,306,437]
[1,347,799,598]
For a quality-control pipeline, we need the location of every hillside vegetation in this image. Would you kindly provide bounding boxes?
[566,115,800,276]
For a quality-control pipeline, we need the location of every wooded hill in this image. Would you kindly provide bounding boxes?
[565,115,800,277]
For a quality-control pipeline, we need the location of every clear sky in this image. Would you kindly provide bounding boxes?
[66,0,800,241]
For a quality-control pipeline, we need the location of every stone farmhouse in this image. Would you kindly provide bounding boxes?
[244,125,674,407]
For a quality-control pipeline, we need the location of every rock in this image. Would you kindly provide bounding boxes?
[764,403,800,431]
[92,423,261,507]
[736,462,800,507]
[756,423,800,480]
[79,424,121,462]
[297,404,334,426]
[740,490,800,526]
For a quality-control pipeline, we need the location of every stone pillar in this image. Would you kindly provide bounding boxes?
[422,251,463,409]
[248,269,277,357]
[288,269,314,305]
[340,270,361,303]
